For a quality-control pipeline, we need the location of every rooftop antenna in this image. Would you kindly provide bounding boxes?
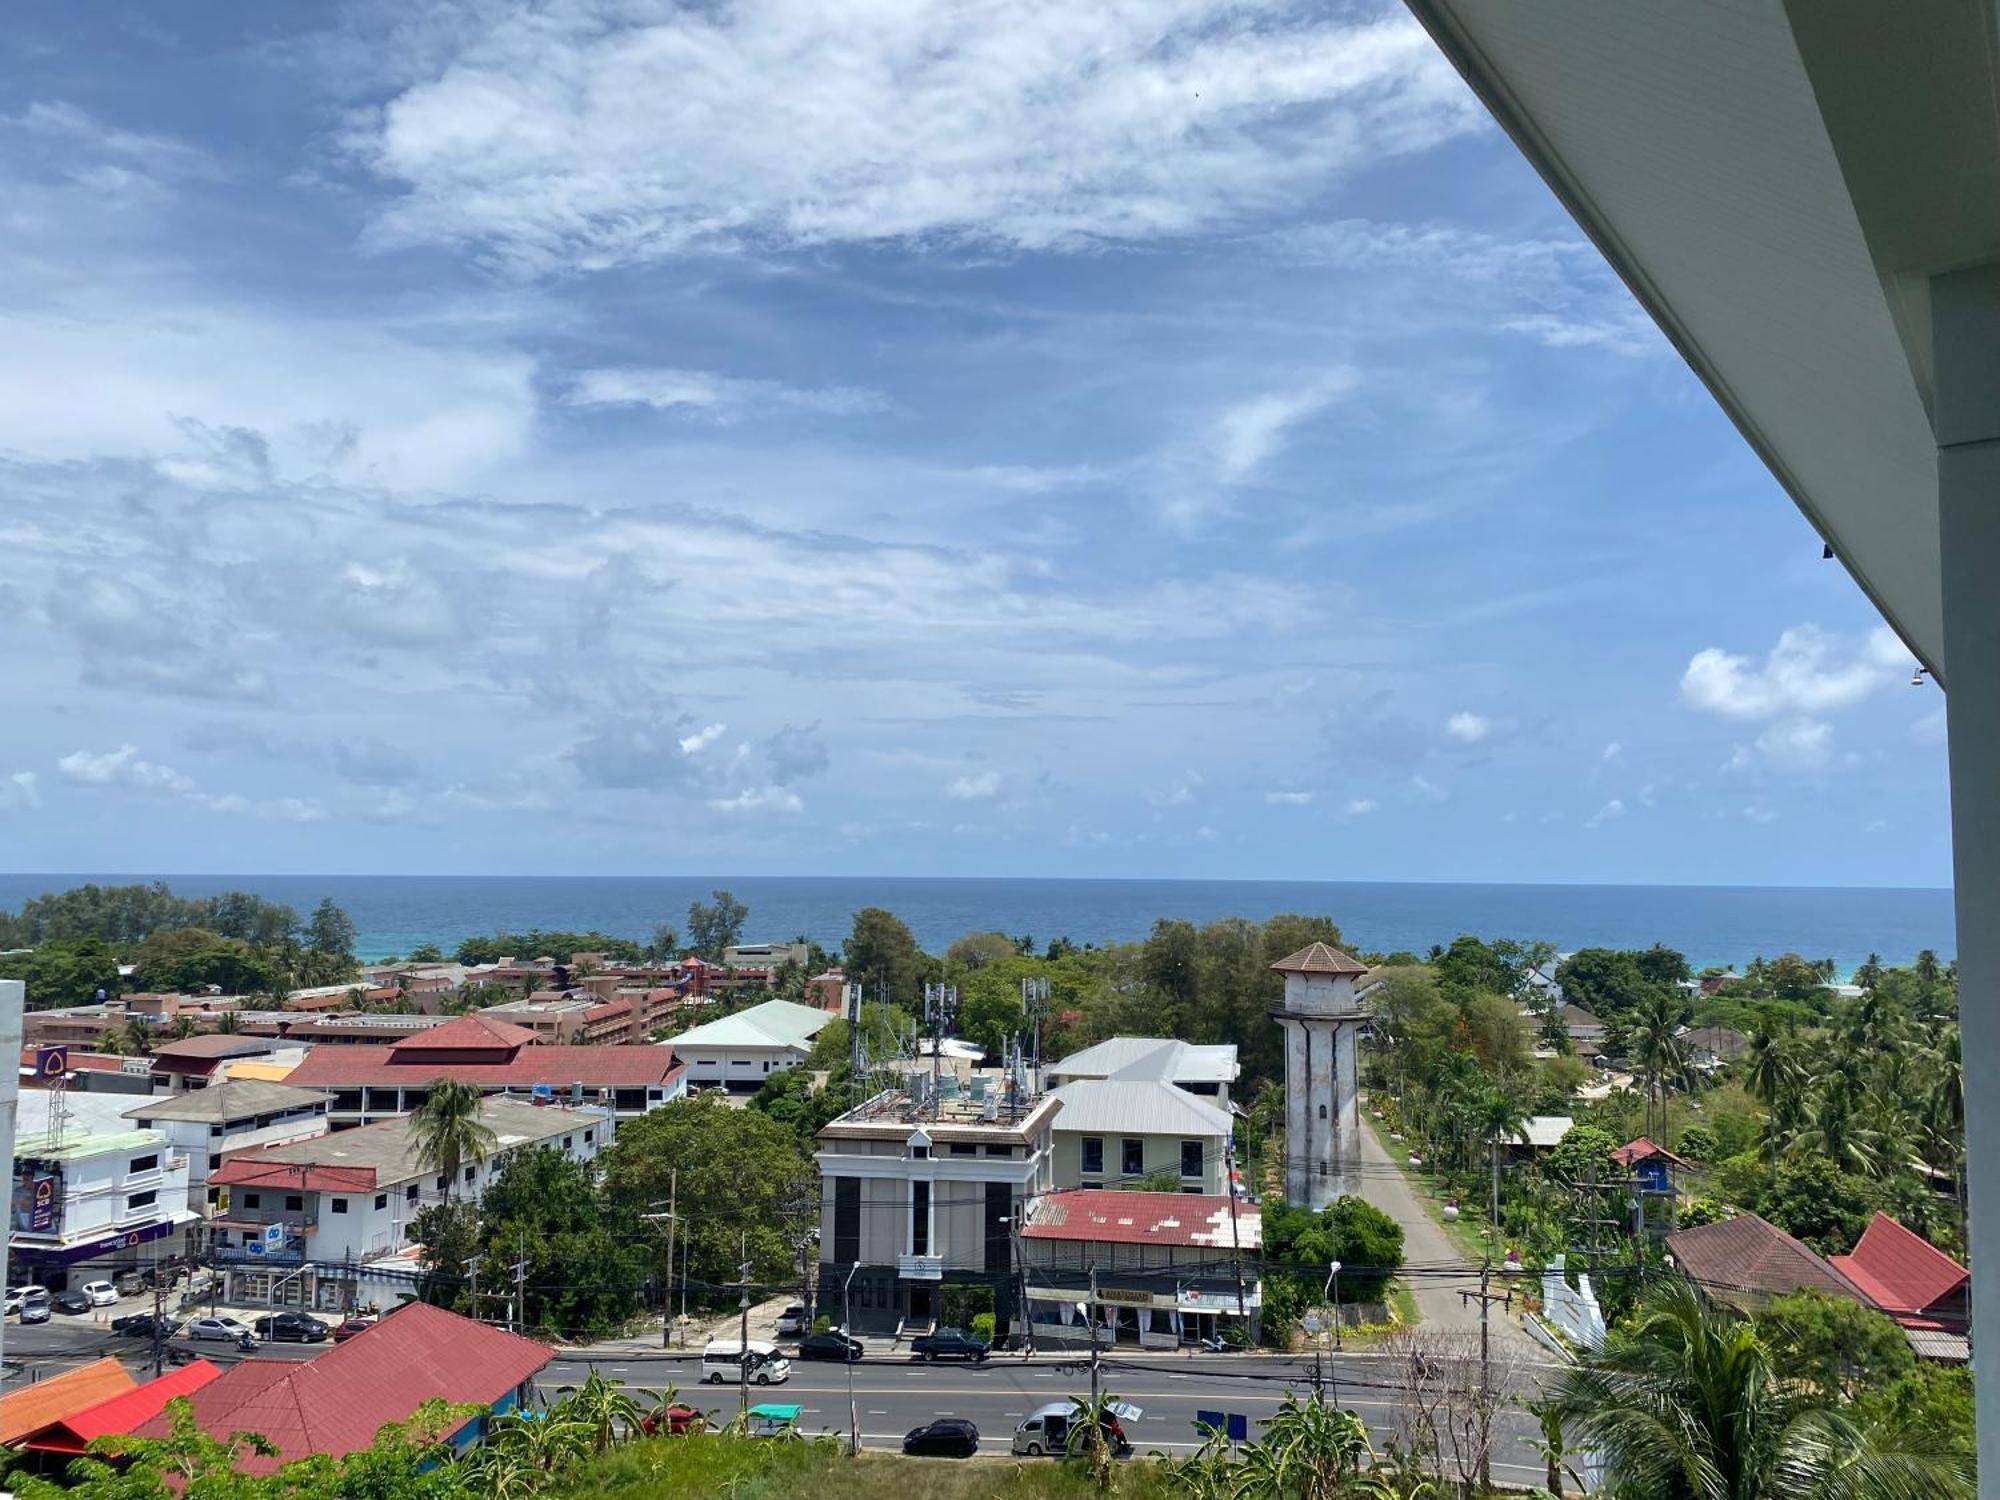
[844,982,866,1106]
[1022,976,1050,1084]
[922,982,958,1119]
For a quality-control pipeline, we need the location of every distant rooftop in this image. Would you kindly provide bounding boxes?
[1045,1036,1239,1086]
[1270,942,1367,977]
[671,998,835,1051]
[123,1079,331,1125]
[1025,1189,1262,1250]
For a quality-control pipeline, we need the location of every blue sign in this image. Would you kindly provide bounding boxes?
[263,1222,286,1248]
[1196,1409,1224,1433]
[35,1047,68,1080]
[1227,1414,1248,1442]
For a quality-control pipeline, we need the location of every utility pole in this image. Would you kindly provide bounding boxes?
[150,1262,166,1378]
[843,1262,861,1456]
[1086,1266,1102,1410]
[510,1233,528,1335]
[1458,1255,1512,1492]
[734,1234,753,1417]
[664,1172,678,1347]
[1224,1143,1248,1341]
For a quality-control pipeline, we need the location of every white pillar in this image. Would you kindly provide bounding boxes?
[1934,261,2000,1488]
[0,981,21,1382]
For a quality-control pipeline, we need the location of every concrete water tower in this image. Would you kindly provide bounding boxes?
[1271,942,1370,1209]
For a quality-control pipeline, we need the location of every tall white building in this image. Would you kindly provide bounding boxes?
[1272,943,1371,1209]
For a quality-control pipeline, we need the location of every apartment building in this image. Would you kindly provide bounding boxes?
[122,1080,332,1215]
[9,1091,197,1287]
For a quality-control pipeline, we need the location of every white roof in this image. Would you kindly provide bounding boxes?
[1403,1,2000,675]
[1046,1037,1239,1087]
[1509,1116,1575,1149]
[1048,1078,1233,1139]
[670,998,835,1053]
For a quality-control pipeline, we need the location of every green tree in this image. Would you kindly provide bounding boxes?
[409,1081,497,1201]
[407,943,445,963]
[1759,1158,1880,1255]
[686,890,749,960]
[1230,1394,1390,1500]
[1552,1276,1969,1499]
[1555,948,1651,1018]
[645,923,681,963]
[843,907,925,1004]
[1755,1289,1915,1405]
[0,938,123,1010]
[945,930,1017,968]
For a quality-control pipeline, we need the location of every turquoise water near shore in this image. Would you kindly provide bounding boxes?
[0,874,1954,975]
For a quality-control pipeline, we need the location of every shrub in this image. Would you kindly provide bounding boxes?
[970,1312,995,1340]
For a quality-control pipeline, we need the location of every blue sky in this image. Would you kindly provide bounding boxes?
[0,0,1952,886]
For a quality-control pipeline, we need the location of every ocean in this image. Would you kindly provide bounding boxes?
[0,874,1955,975]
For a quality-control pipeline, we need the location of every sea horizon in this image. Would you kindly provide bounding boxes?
[0,872,1956,976]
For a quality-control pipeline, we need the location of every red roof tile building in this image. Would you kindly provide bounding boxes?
[283,1012,683,1124]
[129,1301,550,1472]
[18,1361,222,1456]
[1666,1212,1871,1308]
[1829,1212,1971,1336]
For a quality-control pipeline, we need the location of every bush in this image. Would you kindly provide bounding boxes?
[970,1312,995,1340]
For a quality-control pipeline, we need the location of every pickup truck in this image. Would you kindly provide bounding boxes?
[910,1327,990,1363]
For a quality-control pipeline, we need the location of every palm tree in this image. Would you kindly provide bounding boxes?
[1743,1027,1798,1180]
[409,1080,497,1202]
[1786,1087,1884,1179]
[1551,1276,1971,1499]
[1525,1395,1582,1497]
[556,1370,643,1455]
[119,1014,155,1056]
[167,1014,200,1041]
[215,1009,242,1035]
[1231,1394,1394,1500]
[1474,1087,1529,1236]
[1062,1390,1130,1492]
[1632,989,1689,1141]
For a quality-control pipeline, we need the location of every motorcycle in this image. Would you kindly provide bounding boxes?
[237,1332,257,1353]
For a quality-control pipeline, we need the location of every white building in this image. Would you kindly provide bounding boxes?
[671,998,836,1096]
[1044,1044,1236,1195]
[9,1090,198,1288]
[721,941,812,971]
[1043,1037,1239,1109]
[122,1080,333,1218]
[1273,942,1370,1209]
[209,1096,612,1312]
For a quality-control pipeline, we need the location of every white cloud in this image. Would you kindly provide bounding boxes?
[1343,797,1378,817]
[1753,717,1834,772]
[58,744,196,794]
[567,368,888,420]
[1444,711,1491,744]
[947,770,1002,801]
[678,723,727,756]
[1265,790,1315,806]
[1681,625,1910,721]
[355,4,1481,270]
[1,771,40,811]
[1586,798,1625,828]
[708,785,804,814]
[1406,774,1447,804]
[1602,742,1622,761]
[1210,377,1355,484]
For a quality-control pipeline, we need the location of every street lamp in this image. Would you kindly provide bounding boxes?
[1325,1260,1343,1352]
[843,1263,861,1456]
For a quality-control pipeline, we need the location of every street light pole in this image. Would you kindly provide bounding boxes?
[1323,1259,1343,1410]
[735,1233,752,1418]
[843,1262,861,1456]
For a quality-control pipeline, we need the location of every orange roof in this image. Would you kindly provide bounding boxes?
[0,1358,138,1446]
[21,1361,222,1454]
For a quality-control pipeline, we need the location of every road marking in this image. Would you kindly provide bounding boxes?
[867,1410,887,1416]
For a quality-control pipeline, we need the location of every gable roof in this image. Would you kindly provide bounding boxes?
[130,1301,550,1472]
[394,1012,541,1051]
[21,1361,222,1455]
[0,1358,138,1446]
[1270,942,1367,977]
[1667,1213,1870,1304]
[1025,1189,1262,1250]
[1045,1037,1239,1086]
[1048,1077,1234,1139]
[1829,1213,1969,1323]
[669,999,835,1052]
[1611,1137,1694,1170]
[123,1079,330,1125]
[283,1041,679,1090]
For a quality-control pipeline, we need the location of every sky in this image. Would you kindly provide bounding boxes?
[0,0,1954,887]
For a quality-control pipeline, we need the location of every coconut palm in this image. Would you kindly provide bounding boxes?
[1631,989,1690,1141]
[1474,1087,1529,1235]
[1062,1390,1130,1492]
[1786,1087,1884,1179]
[1743,1027,1800,1179]
[1551,1276,1971,1499]
[119,1014,155,1056]
[409,1080,497,1202]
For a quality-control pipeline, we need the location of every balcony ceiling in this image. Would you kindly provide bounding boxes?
[1403,0,2000,679]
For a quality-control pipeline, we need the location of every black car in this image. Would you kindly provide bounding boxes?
[796,1331,864,1363]
[909,1327,989,1363]
[903,1418,979,1458]
[253,1312,331,1343]
[51,1290,91,1316]
[110,1313,183,1339]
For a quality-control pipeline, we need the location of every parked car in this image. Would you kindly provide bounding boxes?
[80,1280,119,1307]
[18,1294,52,1325]
[910,1327,989,1363]
[52,1290,92,1316]
[903,1418,979,1458]
[332,1316,378,1343]
[795,1330,863,1363]
[1011,1400,1139,1458]
[185,1316,254,1343]
[111,1313,183,1339]
[638,1403,706,1436]
[701,1339,790,1385]
[5,1285,49,1315]
[253,1312,331,1343]
[773,1304,810,1337]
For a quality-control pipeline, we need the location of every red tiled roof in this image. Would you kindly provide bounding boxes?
[130,1301,550,1472]
[1829,1212,1969,1321]
[1024,1190,1262,1250]
[22,1362,222,1454]
[285,1042,681,1090]
[1667,1213,1871,1304]
[0,1358,138,1446]
[393,1013,541,1051]
[1611,1137,1694,1170]
[1270,942,1367,976]
[212,1158,379,1193]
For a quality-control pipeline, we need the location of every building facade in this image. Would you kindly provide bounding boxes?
[1272,943,1370,1208]
[122,1081,332,1219]
[9,1092,197,1287]
[672,999,835,1095]
[814,1074,1058,1338]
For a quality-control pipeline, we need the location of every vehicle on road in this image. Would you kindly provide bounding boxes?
[795,1330,863,1363]
[52,1290,92,1316]
[773,1304,810,1337]
[253,1312,331,1343]
[5,1285,49,1314]
[746,1403,804,1439]
[80,1281,118,1307]
[185,1316,254,1343]
[18,1294,51,1325]
[638,1403,706,1436]
[701,1338,790,1385]
[910,1327,989,1363]
[332,1317,377,1343]
[111,1313,183,1339]
[1011,1400,1139,1458]
[903,1418,979,1458]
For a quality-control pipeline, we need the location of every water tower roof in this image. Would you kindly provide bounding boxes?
[1270,942,1366,977]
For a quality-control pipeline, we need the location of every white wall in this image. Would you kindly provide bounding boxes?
[677,1042,805,1091]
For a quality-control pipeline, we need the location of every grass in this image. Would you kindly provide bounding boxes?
[556,1436,1188,1499]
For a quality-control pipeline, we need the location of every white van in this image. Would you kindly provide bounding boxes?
[702,1338,791,1386]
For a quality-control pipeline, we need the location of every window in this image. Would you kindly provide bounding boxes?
[563,1135,573,1149]
[331,1198,348,1214]
[285,1195,303,1212]
[243,1192,261,1209]
[584,1130,594,1144]
[911,1181,930,1256]
[406,1184,419,1202]
[1181,1140,1204,1179]
[127,1189,156,1209]
[129,1154,158,1173]
[436,1176,446,1191]
[464,1165,476,1183]
[984,1144,1012,1158]
[833,1178,860,1265]
[1318,1104,1328,1120]
[207,1154,221,1172]
[948,1143,976,1157]
[1081,1138,1104,1174]
[911,1143,930,1160]
[374,1193,388,1210]
[1121,1139,1144,1177]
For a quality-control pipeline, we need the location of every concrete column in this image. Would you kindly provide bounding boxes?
[1934,261,2000,1486]
[0,981,21,1383]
